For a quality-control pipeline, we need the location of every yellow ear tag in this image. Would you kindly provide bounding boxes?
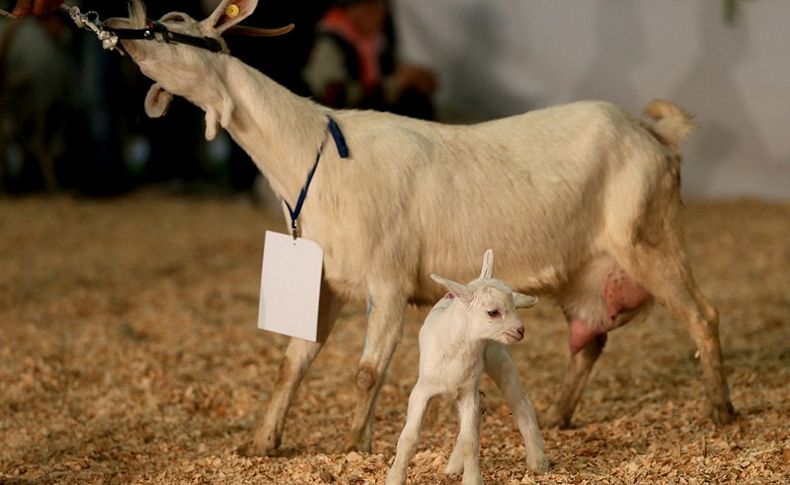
[225,4,240,18]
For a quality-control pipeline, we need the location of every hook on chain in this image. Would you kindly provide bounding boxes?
[60,5,121,53]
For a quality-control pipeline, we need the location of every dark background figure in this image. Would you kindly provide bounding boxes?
[2,0,435,196]
[56,0,209,195]
[303,0,437,120]
[2,0,330,195]
[69,0,137,195]
[0,8,70,192]
[1,0,207,195]
[134,0,334,194]
[10,0,61,16]
[132,1,207,192]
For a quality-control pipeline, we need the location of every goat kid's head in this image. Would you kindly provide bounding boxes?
[431,249,538,345]
[105,0,291,137]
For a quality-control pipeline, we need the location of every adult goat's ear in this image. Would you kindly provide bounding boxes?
[431,274,474,303]
[514,293,538,309]
[202,0,259,34]
[479,249,494,279]
[144,83,173,118]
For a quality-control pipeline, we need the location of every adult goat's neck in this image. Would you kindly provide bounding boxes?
[188,54,330,204]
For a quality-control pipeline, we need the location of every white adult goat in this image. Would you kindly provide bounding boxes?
[387,250,546,485]
[107,0,735,460]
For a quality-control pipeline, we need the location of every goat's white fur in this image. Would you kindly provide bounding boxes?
[109,0,734,463]
[386,250,546,484]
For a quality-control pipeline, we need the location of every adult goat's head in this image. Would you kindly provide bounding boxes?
[104,0,292,122]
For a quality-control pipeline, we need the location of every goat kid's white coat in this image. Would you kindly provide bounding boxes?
[387,250,546,485]
[107,0,735,462]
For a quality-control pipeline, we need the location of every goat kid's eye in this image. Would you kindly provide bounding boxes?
[487,309,501,318]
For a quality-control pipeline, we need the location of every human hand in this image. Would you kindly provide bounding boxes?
[395,65,438,96]
[12,0,64,16]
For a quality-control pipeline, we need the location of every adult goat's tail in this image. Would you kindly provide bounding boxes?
[642,99,696,151]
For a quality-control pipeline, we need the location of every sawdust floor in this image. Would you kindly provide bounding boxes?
[0,192,788,484]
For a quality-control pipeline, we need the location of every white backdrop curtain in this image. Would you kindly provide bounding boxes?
[392,0,790,200]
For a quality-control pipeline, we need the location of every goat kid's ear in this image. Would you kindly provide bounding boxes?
[431,274,474,303]
[513,292,538,309]
[144,83,173,118]
[479,249,494,280]
[203,0,258,34]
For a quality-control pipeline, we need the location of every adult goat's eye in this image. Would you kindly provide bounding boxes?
[163,14,186,23]
[487,309,501,318]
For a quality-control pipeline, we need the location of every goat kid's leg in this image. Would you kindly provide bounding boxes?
[347,285,407,452]
[623,245,734,424]
[483,342,548,473]
[453,388,483,485]
[386,383,431,485]
[444,408,468,476]
[543,332,606,429]
[247,282,345,455]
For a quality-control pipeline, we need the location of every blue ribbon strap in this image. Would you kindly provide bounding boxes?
[327,116,350,158]
[284,116,349,238]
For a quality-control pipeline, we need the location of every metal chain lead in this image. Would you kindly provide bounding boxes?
[60,5,120,52]
[0,4,121,52]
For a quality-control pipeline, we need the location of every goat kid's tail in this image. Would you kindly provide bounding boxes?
[642,99,696,151]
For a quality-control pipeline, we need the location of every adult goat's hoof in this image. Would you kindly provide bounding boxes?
[239,431,281,457]
[344,433,372,453]
[540,408,571,430]
[709,401,736,425]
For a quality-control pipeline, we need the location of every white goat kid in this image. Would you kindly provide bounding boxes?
[387,250,546,485]
[107,0,735,461]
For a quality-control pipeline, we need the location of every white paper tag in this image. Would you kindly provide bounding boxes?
[258,231,323,342]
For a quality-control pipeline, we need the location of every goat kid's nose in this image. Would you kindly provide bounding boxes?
[517,327,525,338]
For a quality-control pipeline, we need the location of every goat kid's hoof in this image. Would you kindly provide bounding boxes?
[526,453,550,474]
[444,445,463,475]
[443,458,463,476]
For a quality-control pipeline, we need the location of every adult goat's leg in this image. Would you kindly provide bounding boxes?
[247,280,345,455]
[483,342,548,472]
[347,283,407,452]
[623,243,734,424]
[543,332,606,428]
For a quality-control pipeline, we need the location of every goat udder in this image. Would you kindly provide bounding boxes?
[568,269,651,353]
[568,317,600,354]
[604,269,650,324]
